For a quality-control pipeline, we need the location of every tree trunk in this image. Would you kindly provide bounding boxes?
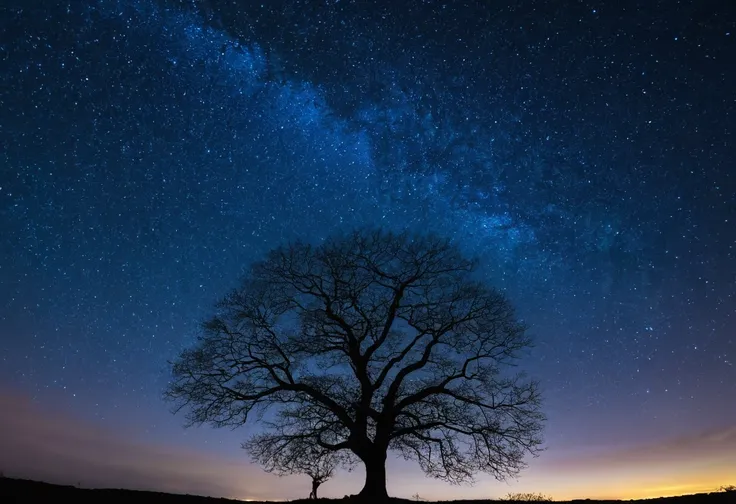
[358,452,389,500]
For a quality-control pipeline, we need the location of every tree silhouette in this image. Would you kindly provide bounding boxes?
[165,229,544,499]
[307,456,334,499]
[246,433,350,499]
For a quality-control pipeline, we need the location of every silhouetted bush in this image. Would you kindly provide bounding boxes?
[504,492,553,502]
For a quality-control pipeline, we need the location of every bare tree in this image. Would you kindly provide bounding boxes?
[165,228,545,499]
[246,432,351,499]
[307,458,334,499]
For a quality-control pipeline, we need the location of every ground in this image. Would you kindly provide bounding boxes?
[0,478,733,504]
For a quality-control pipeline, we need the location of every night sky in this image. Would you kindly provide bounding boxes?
[1,0,735,500]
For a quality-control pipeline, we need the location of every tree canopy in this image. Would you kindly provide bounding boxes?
[165,228,544,499]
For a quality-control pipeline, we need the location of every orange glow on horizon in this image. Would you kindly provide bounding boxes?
[0,389,734,502]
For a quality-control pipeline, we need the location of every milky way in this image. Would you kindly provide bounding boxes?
[1,0,734,499]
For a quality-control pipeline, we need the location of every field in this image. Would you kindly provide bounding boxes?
[1,478,734,504]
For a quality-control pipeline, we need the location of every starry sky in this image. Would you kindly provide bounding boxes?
[1,0,734,500]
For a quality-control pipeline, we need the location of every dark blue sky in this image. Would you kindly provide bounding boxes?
[1,0,734,500]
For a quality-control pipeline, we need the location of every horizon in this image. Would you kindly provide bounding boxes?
[0,388,733,501]
[0,472,734,502]
[1,0,734,501]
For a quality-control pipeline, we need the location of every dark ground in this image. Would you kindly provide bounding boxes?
[0,478,733,504]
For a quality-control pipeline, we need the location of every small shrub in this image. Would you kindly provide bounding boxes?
[504,492,553,501]
[719,485,736,493]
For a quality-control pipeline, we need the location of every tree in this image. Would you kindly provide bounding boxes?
[165,228,545,500]
[245,432,349,499]
[308,466,331,499]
